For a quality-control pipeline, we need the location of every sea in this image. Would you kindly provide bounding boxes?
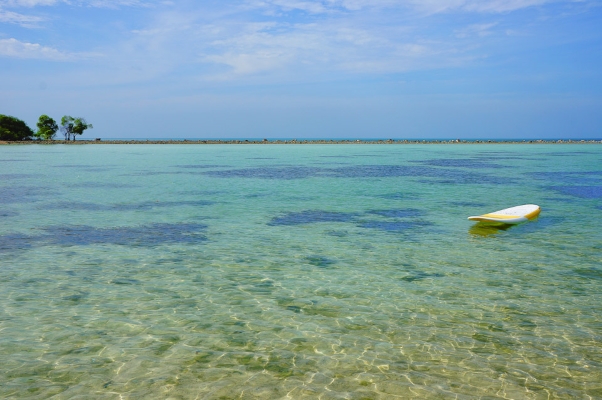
[1,143,601,399]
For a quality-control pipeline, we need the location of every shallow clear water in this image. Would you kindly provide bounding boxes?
[1,144,601,399]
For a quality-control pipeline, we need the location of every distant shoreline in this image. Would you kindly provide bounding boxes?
[1,139,601,145]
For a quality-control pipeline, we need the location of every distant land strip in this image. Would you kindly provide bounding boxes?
[1,139,601,145]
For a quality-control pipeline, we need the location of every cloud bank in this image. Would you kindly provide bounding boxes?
[0,38,71,59]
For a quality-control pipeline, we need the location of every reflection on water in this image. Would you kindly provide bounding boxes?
[469,222,515,237]
[469,215,545,237]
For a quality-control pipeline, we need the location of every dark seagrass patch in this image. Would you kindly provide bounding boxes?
[530,171,602,185]
[400,271,445,282]
[305,255,337,268]
[357,220,432,232]
[414,158,506,169]
[206,166,322,180]
[268,210,358,226]
[44,200,215,211]
[366,209,424,218]
[549,186,602,199]
[68,182,139,189]
[0,186,54,204]
[0,222,208,252]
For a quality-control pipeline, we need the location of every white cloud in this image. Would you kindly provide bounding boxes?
[262,0,331,13]
[0,0,57,6]
[205,51,293,76]
[83,0,158,8]
[0,37,94,60]
[0,9,45,26]
[0,0,160,8]
[0,38,68,59]
[199,19,452,80]
[455,22,498,37]
[460,0,550,13]
[250,0,576,14]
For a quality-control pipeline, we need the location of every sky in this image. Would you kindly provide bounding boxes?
[0,0,601,139]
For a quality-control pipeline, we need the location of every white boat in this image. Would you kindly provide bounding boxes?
[468,204,541,224]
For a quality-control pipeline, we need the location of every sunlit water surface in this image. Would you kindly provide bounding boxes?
[1,144,601,399]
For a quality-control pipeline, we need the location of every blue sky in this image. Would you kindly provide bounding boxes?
[1,0,601,139]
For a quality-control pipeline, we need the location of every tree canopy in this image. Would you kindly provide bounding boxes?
[34,115,59,140]
[61,116,93,141]
[0,114,34,141]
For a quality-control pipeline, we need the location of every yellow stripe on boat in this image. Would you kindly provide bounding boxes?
[480,213,520,220]
[524,207,541,220]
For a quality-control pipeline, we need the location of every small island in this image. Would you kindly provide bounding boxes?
[0,114,92,143]
[1,113,600,145]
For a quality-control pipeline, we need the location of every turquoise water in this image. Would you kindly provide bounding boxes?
[1,144,601,399]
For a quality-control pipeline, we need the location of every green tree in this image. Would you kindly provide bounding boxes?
[0,114,34,141]
[60,116,74,141]
[61,116,93,141]
[34,114,58,140]
[72,117,93,140]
